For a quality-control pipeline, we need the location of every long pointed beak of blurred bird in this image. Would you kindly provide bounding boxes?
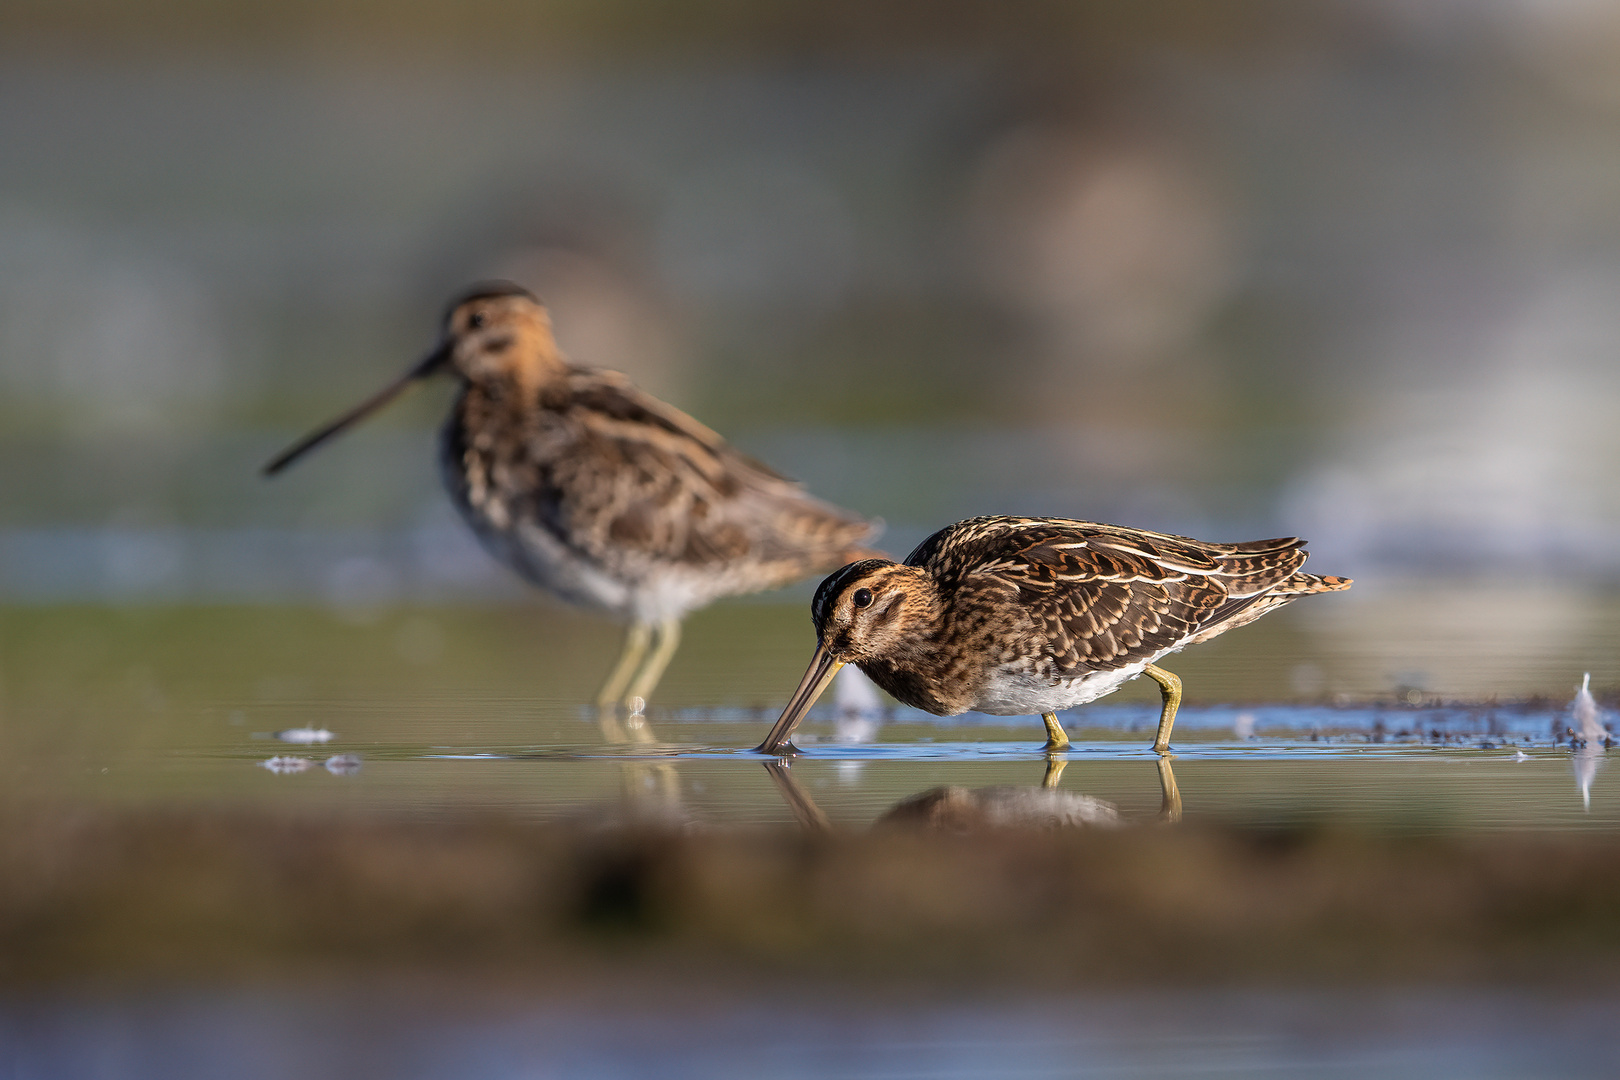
[756,643,844,755]
[261,341,451,476]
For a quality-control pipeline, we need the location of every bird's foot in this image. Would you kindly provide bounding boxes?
[1040,711,1071,752]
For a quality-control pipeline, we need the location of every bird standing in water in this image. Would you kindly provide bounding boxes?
[757,515,1349,755]
[266,283,879,713]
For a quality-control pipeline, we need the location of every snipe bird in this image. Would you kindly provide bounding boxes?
[265,283,879,711]
[757,515,1349,755]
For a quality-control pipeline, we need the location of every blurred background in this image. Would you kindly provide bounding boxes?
[1,0,1618,670]
[5,9,1620,1072]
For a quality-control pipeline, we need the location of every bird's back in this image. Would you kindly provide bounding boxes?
[906,515,1347,676]
[443,366,878,621]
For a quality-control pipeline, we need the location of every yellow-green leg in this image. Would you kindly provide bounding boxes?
[1144,662,1182,752]
[1155,753,1182,824]
[596,621,653,709]
[622,617,682,713]
[1042,754,1068,789]
[1041,711,1070,752]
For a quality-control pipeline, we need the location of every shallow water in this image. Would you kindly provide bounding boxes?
[158,726,1616,832]
[3,585,1616,831]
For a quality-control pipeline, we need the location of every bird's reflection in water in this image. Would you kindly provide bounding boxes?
[593,697,1183,832]
[1573,747,1603,813]
[582,758,690,830]
[766,758,834,833]
[765,754,1182,834]
[1569,674,1610,812]
[595,667,889,828]
[1154,754,1182,824]
[589,697,693,829]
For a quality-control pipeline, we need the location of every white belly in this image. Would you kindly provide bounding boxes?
[465,514,634,617]
[972,661,1151,716]
[477,516,724,625]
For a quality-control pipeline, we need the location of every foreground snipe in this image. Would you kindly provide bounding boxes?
[757,515,1349,755]
[266,283,878,710]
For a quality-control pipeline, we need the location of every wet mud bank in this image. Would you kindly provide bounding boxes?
[4,806,1619,989]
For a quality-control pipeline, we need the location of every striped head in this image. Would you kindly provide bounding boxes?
[440,282,565,388]
[262,280,563,477]
[757,558,935,754]
[810,559,936,664]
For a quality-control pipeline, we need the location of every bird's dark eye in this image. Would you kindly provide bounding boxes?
[852,587,873,609]
[468,310,487,329]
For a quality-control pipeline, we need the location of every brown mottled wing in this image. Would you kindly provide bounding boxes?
[1182,568,1352,645]
[915,516,1308,673]
[529,368,875,581]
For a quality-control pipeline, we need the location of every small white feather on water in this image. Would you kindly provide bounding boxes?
[262,756,312,774]
[1232,712,1256,740]
[834,665,884,744]
[1570,673,1607,812]
[274,727,335,744]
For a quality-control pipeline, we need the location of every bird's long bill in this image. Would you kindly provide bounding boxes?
[261,342,450,476]
[755,643,844,755]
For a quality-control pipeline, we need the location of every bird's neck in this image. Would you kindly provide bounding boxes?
[450,376,544,460]
[462,358,566,415]
[858,580,967,713]
[494,309,570,396]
